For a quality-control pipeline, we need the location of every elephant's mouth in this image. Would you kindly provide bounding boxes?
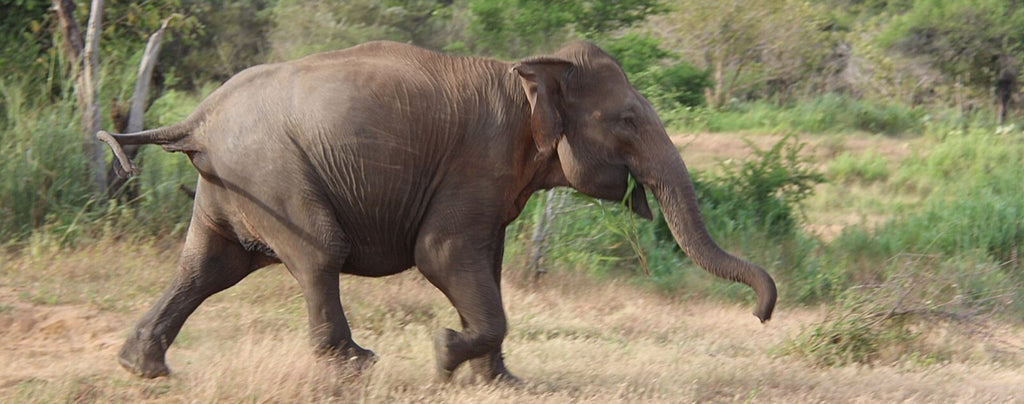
[626,176,653,220]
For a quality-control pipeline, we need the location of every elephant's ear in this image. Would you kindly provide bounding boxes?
[512,57,573,155]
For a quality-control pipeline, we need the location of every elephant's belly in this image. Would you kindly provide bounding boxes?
[341,245,416,277]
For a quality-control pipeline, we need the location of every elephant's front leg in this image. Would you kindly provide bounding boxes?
[465,241,518,384]
[415,225,517,383]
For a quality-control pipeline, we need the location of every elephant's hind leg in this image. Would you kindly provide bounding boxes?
[119,218,264,378]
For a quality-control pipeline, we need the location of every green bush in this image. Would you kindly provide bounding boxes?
[600,33,671,78]
[658,134,825,242]
[0,78,92,242]
[0,74,203,244]
[652,62,711,108]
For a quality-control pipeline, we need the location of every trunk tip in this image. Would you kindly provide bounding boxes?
[752,269,777,323]
[753,290,776,323]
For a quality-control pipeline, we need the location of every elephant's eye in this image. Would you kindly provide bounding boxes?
[622,114,638,130]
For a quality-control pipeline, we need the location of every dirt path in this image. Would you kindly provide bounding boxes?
[0,286,127,388]
[669,131,913,171]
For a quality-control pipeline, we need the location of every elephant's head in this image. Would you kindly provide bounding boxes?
[512,42,777,322]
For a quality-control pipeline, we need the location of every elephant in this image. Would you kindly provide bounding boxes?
[97,40,776,382]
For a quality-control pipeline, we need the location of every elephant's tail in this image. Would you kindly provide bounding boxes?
[96,120,197,178]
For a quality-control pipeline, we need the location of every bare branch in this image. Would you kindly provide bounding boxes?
[51,0,84,63]
[81,0,106,193]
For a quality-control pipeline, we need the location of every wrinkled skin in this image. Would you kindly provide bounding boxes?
[99,41,777,382]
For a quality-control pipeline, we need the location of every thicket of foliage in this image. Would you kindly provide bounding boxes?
[2,0,1024,359]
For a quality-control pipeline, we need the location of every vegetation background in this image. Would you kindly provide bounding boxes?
[1,0,1023,402]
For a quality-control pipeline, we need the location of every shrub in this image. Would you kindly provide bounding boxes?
[657,134,825,243]
[779,255,1021,367]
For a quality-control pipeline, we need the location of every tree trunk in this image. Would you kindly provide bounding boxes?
[527,189,569,281]
[80,0,106,194]
[991,57,1015,124]
[107,17,174,198]
[51,0,83,63]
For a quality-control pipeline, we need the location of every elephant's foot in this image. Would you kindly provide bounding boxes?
[466,369,522,386]
[319,344,378,373]
[118,338,170,379]
[468,350,521,386]
[434,329,520,385]
[434,328,459,382]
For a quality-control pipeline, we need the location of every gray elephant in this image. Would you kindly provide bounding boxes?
[98,40,776,382]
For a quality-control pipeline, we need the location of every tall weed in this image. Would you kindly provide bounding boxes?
[0,78,92,242]
[0,74,203,244]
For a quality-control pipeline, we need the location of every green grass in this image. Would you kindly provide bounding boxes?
[827,151,890,184]
[663,94,926,136]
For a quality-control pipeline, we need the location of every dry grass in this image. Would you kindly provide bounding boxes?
[2,240,1023,403]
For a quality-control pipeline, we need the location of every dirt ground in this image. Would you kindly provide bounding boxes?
[2,245,1023,403]
[669,132,912,170]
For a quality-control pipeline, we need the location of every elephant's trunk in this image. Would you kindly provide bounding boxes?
[636,139,777,322]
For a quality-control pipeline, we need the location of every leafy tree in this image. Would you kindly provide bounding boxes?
[269,0,455,60]
[654,0,833,108]
[881,0,1024,123]
[463,0,664,58]
[600,33,710,109]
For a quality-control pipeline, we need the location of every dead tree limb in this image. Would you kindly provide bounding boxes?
[528,189,569,281]
[80,0,106,194]
[51,0,83,63]
[107,16,177,198]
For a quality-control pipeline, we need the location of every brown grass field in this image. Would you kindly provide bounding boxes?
[2,133,1023,402]
[2,238,1023,403]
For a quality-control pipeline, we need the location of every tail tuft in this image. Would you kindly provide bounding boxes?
[97,131,140,178]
